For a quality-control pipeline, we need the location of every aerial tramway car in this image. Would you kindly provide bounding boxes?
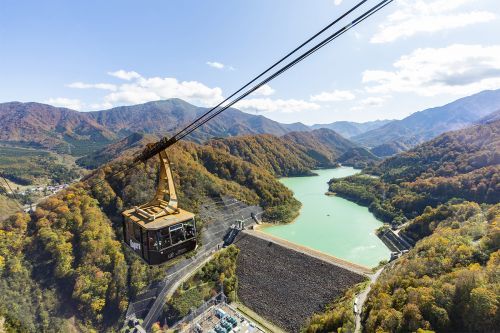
[122,149,197,265]
[120,1,388,265]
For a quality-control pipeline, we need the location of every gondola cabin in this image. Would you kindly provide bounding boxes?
[122,150,197,265]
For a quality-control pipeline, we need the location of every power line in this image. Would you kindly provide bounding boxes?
[0,173,24,211]
[178,0,394,142]
[133,0,394,165]
[169,0,371,141]
[90,0,392,183]
[6,0,395,213]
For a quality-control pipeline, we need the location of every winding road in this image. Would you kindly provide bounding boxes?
[354,267,384,333]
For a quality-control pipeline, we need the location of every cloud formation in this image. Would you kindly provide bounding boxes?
[107,70,141,81]
[310,89,355,102]
[363,44,500,96]
[351,96,390,111]
[67,70,224,109]
[206,61,225,69]
[252,84,275,96]
[371,0,495,43]
[236,98,320,113]
[44,97,83,110]
[105,76,223,107]
[67,82,117,91]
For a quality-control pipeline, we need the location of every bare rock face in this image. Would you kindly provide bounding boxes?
[234,233,365,332]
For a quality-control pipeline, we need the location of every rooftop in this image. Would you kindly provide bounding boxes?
[123,206,195,230]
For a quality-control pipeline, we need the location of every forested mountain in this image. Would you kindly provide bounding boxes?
[308,121,499,333]
[370,141,408,157]
[330,120,499,225]
[208,135,325,177]
[208,129,361,176]
[311,119,393,138]
[0,133,308,331]
[88,99,310,141]
[0,99,309,157]
[377,120,499,176]
[352,89,500,148]
[337,147,380,169]
[283,128,357,163]
[0,102,116,155]
[479,109,500,124]
[76,132,156,169]
[362,202,499,333]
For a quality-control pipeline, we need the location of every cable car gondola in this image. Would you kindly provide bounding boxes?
[122,149,196,265]
[119,0,393,264]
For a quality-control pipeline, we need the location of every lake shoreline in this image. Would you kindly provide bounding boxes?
[262,167,391,267]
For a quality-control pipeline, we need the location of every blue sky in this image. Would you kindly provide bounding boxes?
[1,0,499,124]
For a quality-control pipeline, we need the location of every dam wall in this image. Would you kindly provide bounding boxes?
[234,231,366,332]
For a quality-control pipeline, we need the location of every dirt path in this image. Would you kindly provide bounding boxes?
[354,267,384,333]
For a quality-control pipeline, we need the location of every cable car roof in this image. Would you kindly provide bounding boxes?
[123,207,195,230]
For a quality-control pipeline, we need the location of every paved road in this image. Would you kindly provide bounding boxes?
[134,197,263,331]
[354,268,384,333]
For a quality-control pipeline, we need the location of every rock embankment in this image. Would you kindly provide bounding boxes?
[234,232,366,333]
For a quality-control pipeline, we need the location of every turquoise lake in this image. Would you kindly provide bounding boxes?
[262,167,391,267]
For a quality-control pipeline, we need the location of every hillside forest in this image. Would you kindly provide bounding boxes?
[0,102,498,332]
[305,120,499,333]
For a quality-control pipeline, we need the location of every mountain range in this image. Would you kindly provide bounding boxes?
[310,120,393,138]
[352,89,500,149]
[0,99,309,156]
[1,88,499,160]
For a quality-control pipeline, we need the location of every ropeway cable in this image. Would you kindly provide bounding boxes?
[9,0,396,213]
[168,0,371,141]
[133,0,394,165]
[1,173,24,211]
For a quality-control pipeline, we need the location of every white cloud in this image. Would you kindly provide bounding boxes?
[107,70,142,81]
[351,96,391,111]
[64,71,225,109]
[252,84,275,96]
[310,89,355,102]
[360,96,387,107]
[102,75,224,107]
[68,82,117,91]
[236,98,320,113]
[44,97,83,110]
[363,44,500,96]
[371,0,495,43]
[334,0,343,5]
[206,61,225,69]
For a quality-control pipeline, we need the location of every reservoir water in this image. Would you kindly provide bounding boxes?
[262,167,391,267]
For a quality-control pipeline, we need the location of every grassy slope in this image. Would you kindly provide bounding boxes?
[0,195,19,221]
[0,146,82,186]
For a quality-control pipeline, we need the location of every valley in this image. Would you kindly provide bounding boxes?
[2,2,500,332]
[0,94,498,333]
